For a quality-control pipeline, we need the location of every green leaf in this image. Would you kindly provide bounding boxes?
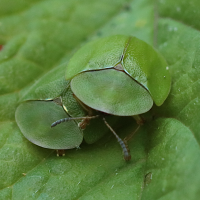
[0,0,200,199]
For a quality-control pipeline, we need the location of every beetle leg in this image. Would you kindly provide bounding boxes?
[56,149,65,156]
[132,115,145,125]
[51,115,99,128]
[123,125,140,144]
[78,117,91,129]
[103,117,131,161]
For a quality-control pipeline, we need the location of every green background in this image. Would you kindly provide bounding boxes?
[0,0,200,199]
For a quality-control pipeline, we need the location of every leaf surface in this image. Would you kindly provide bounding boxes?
[0,0,200,199]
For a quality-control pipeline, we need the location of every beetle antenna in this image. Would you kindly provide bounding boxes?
[51,115,99,128]
[103,117,131,161]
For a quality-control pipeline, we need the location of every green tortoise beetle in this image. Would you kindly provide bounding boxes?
[52,35,171,161]
[15,87,87,156]
[66,35,171,108]
[15,99,84,155]
[15,85,119,156]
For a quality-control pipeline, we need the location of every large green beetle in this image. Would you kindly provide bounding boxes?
[66,35,170,111]
[52,35,171,160]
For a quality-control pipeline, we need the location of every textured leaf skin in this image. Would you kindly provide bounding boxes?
[0,0,200,200]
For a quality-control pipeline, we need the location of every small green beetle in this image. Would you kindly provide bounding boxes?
[15,99,83,152]
[15,85,118,155]
[53,35,171,160]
